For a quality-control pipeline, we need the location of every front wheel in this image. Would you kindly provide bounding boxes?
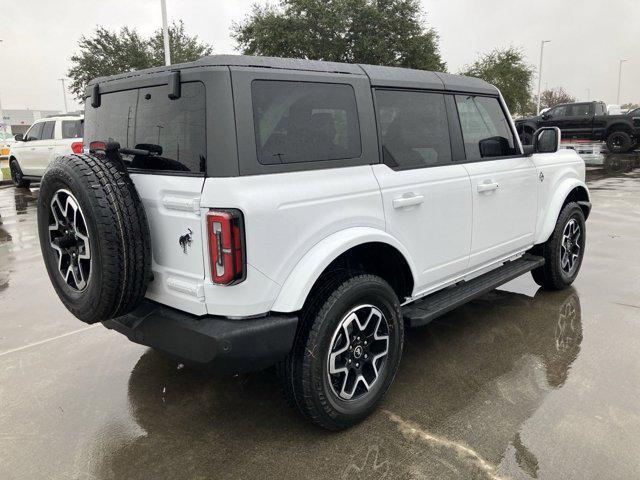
[532,202,586,290]
[279,274,404,430]
[9,159,30,188]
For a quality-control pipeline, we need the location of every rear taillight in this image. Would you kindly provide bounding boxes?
[207,209,245,285]
[71,141,83,154]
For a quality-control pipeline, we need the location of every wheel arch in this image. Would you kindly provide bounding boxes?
[535,180,591,245]
[270,227,417,313]
[606,122,634,135]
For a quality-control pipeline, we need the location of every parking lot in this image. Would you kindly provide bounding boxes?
[1,167,639,479]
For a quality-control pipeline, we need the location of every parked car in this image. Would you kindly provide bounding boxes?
[0,130,15,159]
[515,101,640,153]
[628,107,640,118]
[8,113,83,187]
[37,55,590,430]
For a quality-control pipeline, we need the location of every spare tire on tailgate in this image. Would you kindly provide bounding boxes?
[37,154,152,324]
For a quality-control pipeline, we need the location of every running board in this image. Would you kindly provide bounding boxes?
[402,254,545,327]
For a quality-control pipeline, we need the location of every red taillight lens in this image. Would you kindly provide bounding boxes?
[89,141,106,152]
[71,141,83,154]
[207,209,245,285]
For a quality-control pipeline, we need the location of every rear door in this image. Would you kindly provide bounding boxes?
[83,81,208,315]
[32,120,56,176]
[454,94,538,269]
[372,89,472,293]
[562,103,594,140]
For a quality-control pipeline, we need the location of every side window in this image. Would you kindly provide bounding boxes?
[566,104,590,116]
[41,121,56,140]
[251,80,361,165]
[61,120,84,139]
[548,105,567,117]
[375,90,451,169]
[25,122,44,141]
[455,95,517,161]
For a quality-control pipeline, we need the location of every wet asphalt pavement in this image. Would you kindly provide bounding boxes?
[1,167,640,480]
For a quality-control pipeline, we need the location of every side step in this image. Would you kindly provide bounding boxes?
[402,254,545,327]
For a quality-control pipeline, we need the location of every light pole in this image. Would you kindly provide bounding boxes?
[616,59,627,105]
[160,0,171,66]
[58,78,68,113]
[0,39,6,137]
[586,88,590,101]
[536,40,551,115]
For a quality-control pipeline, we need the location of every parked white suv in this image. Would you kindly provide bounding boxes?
[37,56,590,430]
[9,113,83,187]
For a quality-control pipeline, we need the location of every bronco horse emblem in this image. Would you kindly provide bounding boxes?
[179,228,193,254]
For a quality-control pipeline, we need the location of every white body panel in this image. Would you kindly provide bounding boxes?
[462,157,538,268]
[9,116,82,177]
[371,163,472,292]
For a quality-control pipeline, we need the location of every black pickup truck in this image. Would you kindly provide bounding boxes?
[515,101,640,153]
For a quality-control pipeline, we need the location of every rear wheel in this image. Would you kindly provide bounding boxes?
[37,154,152,323]
[9,158,30,188]
[606,131,633,153]
[279,274,404,430]
[532,202,586,290]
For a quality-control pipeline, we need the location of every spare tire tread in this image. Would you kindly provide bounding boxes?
[38,154,152,323]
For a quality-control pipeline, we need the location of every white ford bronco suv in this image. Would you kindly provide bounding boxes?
[37,55,590,430]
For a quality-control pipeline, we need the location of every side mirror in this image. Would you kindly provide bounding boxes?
[14,133,24,142]
[533,127,561,154]
[479,136,509,158]
[541,113,551,120]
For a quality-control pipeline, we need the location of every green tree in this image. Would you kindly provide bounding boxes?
[68,21,212,99]
[232,0,445,71]
[459,47,534,116]
[621,102,639,110]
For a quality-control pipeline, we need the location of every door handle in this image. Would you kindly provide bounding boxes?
[393,193,424,209]
[477,182,499,193]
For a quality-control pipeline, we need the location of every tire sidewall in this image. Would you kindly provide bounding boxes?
[607,131,631,153]
[309,277,403,422]
[37,161,106,320]
[555,205,586,285]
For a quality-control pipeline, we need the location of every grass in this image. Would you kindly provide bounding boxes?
[1,167,10,180]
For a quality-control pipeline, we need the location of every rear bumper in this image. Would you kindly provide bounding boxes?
[103,300,298,374]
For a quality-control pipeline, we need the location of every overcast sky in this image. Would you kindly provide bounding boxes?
[2,0,638,112]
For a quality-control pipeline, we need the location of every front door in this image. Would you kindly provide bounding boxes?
[455,94,538,269]
[372,89,472,294]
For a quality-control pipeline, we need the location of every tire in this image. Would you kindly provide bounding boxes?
[279,274,404,430]
[9,158,31,188]
[531,202,586,290]
[606,131,633,153]
[37,154,152,324]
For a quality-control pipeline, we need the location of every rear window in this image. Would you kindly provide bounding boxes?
[61,120,83,139]
[375,90,451,169]
[84,82,206,173]
[251,80,361,165]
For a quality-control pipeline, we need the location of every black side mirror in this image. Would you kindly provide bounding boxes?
[541,113,550,120]
[479,136,509,158]
[533,127,560,153]
[14,133,24,142]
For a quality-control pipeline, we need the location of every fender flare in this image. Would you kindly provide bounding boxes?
[270,227,417,313]
[535,178,590,244]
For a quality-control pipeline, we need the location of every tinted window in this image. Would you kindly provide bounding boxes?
[84,82,206,173]
[41,121,56,140]
[252,80,361,165]
[548,105,567,117]
[61,120,84,139]
[455,95,517,160]
[375,90,451,169]
[566,103,590,116]
[25,122,44,141]
[628,108,640,117]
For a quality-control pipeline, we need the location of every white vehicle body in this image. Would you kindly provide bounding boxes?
[9,115,83,178]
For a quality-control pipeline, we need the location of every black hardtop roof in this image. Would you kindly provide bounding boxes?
[87,54,498,96]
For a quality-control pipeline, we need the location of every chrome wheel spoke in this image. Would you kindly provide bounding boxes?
[48,190,91,292]
[327,304,390,401]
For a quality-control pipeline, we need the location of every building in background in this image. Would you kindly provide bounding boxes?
[1,109,61,135]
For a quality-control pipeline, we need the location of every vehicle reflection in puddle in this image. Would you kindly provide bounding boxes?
[89,287,582,480]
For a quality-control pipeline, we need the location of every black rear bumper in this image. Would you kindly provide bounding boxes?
[103,300,298,374]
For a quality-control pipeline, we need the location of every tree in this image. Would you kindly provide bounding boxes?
[232,0,445,72]
[538,87,576,110]
[68,21,212,99]
[459,47,534,116]
[621,102,640,110]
